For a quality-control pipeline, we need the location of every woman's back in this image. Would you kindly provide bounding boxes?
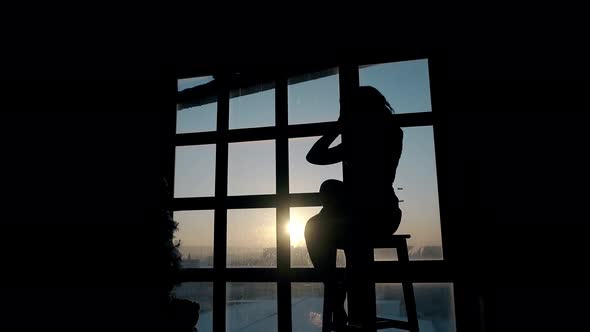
[343,116,403,233]
[345,116,402,194]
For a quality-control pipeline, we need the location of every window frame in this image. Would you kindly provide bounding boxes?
[170,59,454,332]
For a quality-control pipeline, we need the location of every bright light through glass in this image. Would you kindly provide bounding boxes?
[287,215,307,248]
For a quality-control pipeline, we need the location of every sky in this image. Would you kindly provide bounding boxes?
[173,59,443,264]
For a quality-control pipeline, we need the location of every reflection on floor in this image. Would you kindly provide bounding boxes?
[174,283,456,332]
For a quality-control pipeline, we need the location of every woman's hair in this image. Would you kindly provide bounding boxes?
[344,86,395,121]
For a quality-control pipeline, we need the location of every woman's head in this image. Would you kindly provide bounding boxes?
[340,86,394,124]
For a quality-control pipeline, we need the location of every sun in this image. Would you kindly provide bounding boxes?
[287,216,306,247]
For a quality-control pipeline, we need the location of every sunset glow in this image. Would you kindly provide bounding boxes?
[287,216,306,247]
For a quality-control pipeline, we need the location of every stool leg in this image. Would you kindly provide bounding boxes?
[402,281,419,332]
[364,279,377,332]
[398,242,419,332]
[323,284,333,332]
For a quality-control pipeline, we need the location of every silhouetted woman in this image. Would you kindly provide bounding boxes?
[304,86,403,326]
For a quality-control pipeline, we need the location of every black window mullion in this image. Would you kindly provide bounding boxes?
[339,64,369,321]
[213,79,229,332]
[427,57,453,264]
[174,113,433,147]
[167,80,179,200]
[338,64,359,184]
[275,76,290,270]
[275,75,292,332]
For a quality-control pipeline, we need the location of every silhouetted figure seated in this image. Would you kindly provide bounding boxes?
[167,298,200,332]
[304,86,403,327]
[305,179,349,326]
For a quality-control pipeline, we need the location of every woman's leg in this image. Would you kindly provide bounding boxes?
[305,213,347,326]
[304,214,337,274]
[342,227,373,325]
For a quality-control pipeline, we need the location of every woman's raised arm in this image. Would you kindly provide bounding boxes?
[306,131,343,165]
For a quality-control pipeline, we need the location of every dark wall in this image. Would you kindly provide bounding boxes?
[1,22,588,331]
[1,77,177,331]
[434,50,589,331]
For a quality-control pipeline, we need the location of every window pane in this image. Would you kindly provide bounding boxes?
[288,69,340,125]
[172,282,213,332]
[176,102,217,134]
[227,208,276,268]
[173,210,214,268]
[228,140,275,196]
[395,126,443,260]
[359,59,432,114]
[375,283,456,332]
[178,76,214,92]
[291,283,324,332]
[373,248,398,262]
[227,282,277,332]
[289,136,343,193]
[290,207,345,268]
[174,145,216,198]
[229,84,275,129]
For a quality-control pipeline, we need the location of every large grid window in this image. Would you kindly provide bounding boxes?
[172,60,456,332]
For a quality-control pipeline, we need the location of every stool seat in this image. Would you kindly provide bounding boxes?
[322,234,419,332]
[334,234,412,250]
[372,234,411,248]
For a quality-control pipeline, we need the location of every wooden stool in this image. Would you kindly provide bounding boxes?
[322,234,419,332]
